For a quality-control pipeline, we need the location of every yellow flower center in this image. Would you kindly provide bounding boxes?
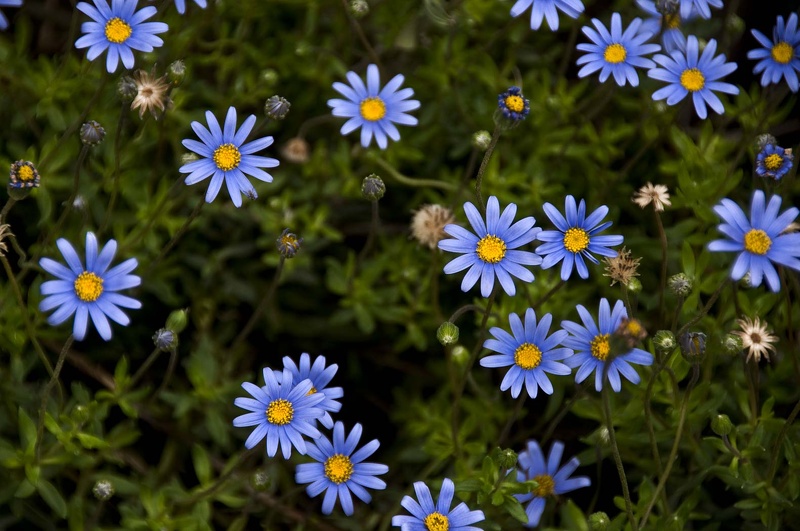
[360,97,386,121]
[604,43,627,64]
[771,42,793,64]
[563,227,590,253]
[324,454,353,484]
[514,343,543,369]
[505,95,525,113]
[664,13,680,29]
[424,512,450,531]
[475,235,507,264]
[532,474,555,497]
[625,319,643,337]
[18,166,34,181]
[213,144,241,171]
[104,17,132,44]
[73,272,104,302]
[591,334,610,361]
[265,398,294,425]
[744,229,771,255]
[307,386,317,395]
[680,68,705,92]
[763,153,783,171]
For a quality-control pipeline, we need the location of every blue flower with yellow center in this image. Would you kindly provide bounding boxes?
[679,0,720,19]
[233,368,325,459]
[174,0,206,14]
[481,309,572,399]
[536,195,623,281]
[277,353,343,430]
[576,13,661,87]
[179,106,279,208]
[39,232,141,341]
[295,422,388,515]
[515,440,590,528]
[438,196,542,298]
[391,478,485,531]
[561,298,654,392]
[0,0,22,30]
[708,190,800,292]
[510,0,584,31]
[748,13,800,92]
[756,144,794,180]
[497,87,530,122]
[75,0,168,73]
[648,35,739,119]
[327,64,420,149]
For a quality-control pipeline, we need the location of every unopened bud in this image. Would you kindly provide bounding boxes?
[349,0,369,17]
[168,60,186,85]
[361,174,385,201]
[653,330,676,353]
[437,322,459,345]
[80,120,106,146]
[166,309,188,334]
[118,76,137,103]
[471,130,492,151]
[625,277,642,293]
[251,470,271,491]
[93,480,114,501]
[153,328,177,352]
[451,345,469,365]
[264,95,291,120]
[492,447,518,469]
[679,331,706,363]
[668,273,693,297]
[722,333,743,355]
[588,512,611,531]
[711,414,733,436]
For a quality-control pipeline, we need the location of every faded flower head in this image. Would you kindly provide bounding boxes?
[411,204,455,250]
[168,59,186,85]
[602,246,641,287]
[0,224,10,257]
[9,160,40,189]
[80,120,106,146]
[281,137,310,164]
[734,316,777,363]
[131,68,171,119]
[615,317,647,347]
[265,95,291,120]
[276,229,302,258]
[632,182,671,211]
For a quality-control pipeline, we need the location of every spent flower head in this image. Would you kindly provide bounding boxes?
[734,316,777,363]
[131,68,171,119]
[281,137,310,164]
[602,246,641,287]
[668,272,693,296]
[632,183,671,211]
[411,204,455,250]
[92,479,114,500]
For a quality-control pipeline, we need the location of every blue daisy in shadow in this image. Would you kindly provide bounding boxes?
[392,478,485,530]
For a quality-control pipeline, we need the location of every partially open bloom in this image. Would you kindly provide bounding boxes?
[328,64,420,149]
[747,13,800,91]
[411,204,455,250]
[174,0,206,14]
[0,0,22,30]
[438,196,542,297]
[496,86,530,123]
[632,182,671,211]
[734,316,777,363]
[755,143,793,180]
[510,0,584,31]
[392,478,485,530]
[276,229,302,258]
[295,422,388,515]
[576,13,660,87]
[481,309,572,399]
[75,0,168,73]
[233,368,325,459]
[39,232,141,341]
[130,68,171,119]
[561,298,654,391]
[536,195,623,281]
[515,440,591,528]
[179,106,279,207]
[708,190,800,292]
[279,353,343,429]
[9,160,40,189]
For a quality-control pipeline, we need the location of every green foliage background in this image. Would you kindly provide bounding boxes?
[1,0,799,529]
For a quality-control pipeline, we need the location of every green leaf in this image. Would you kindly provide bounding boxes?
[76,433,110,450]
[37,479,67,518]
[192,444,212,485]
[502,496,529,523]
[681,241,695,278]
[18,407,36,453]
[114,357,130,390]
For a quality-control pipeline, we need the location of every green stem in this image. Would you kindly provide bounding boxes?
[0,198,16,225]
[368,155,456,191]
[118,174,185,254]
[654,210,668,320]
[356,200,380,264]
[497,395,526,447]
[447,304,486,324]
[602,385,636,530]
[99,103,128,236]
[146,200,205,274]
[231,257,286,351]
[474,125,501,212]
[130,347,162,388]
[766,398,800,483]
[531,279,566,309]
[676,279,729,338]
[35,336,74,461]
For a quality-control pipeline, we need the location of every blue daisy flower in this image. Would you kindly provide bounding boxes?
[679,0,720,19]
[38,232,141,341]
[75,0,168,74]
[233,368,325,459]
[174,0,206,14]
[576,13,661,87]
[536,195,623,281]
[747,13,800,92]
[561,298,654,392]
[648,35,739,119]
[179,106,279,208]
[510,0,584,32]
[636,0,694,53]
[392,478,485,531]
[515,440,591,528]
[756,143,794,180]
[438,196,542,298]
[481,309,573,399]
[708,190,800,292]
[327,64,420,150]
[497,86,530,122]
[279,353,343,429]
[0,0,22,30]
[295,422,389,516]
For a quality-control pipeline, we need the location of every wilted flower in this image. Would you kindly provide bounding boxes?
[276,229,302,258]
[80,120,106,146]
[411,204,455,250]
[264,95,291,120]
[632,182,671,211]
[0,224,10,257]
[602,246,641,286]
[9,160,40,189]
[734,316,777,363]
[281,137,310,164]
[131,68,171,119]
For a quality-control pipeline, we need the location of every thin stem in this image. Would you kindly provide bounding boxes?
[146,200,205,274]
[474,125,501,212]
[676,279,729,338]
[340,0,382,69]
[130,347,163,388]
[231,257,286,351]
[766,398,800,483]
[119,174,185,254]
[531,279,566,309]
[35,336,74,461]
[540,385,584,444]
[497,396,526,447]
[447,304,485,324]
[177,448,257,507]
[367,155,457,191]
[639,365,700,528]
[0,198,16,225]
[98,103,128,236]
[357,200,380,264]
[670,295,685,334]
[154,347,179,398]
[654,210,668,320]
[602,385,636,530]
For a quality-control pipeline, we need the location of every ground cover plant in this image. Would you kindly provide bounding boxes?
[1,0,800,529]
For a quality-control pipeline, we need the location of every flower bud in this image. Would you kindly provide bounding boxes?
[597,426,610,447]
[93,479,115,501]
[276,229,302,258]
[251,470,271,491]
[756,134,777,151]
[722,333,743,355]
[361,174,385,201]
[264,95,291,120]
[437,322,459,345]
[491,447,518,469]
[653,330,677,353]
[118,76,137,103]
[8,160,40,198]
[471,130,492,151]
[166,309,189,334]
[655,0,679,16]
[668,273,693,297]
[451,345,469,365]
[711,414,733,436]
[168,60,186,86]
[80,120,106,146]
[588,512,611,531]
[679,331,706,364]
[494,86,529,130]
[153,328,177,352]
[349,0,369,17]
[625,277,642,293]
